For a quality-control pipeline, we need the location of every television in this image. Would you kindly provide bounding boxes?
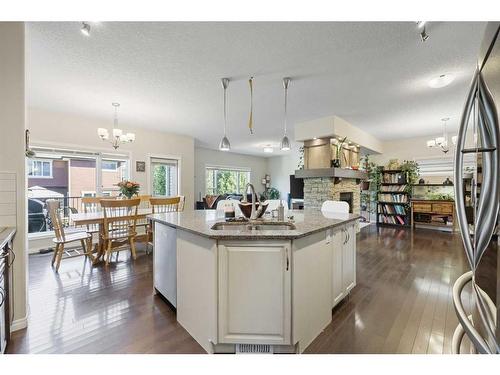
[289,174,304,199]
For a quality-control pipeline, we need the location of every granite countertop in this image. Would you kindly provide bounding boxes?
[0,227,16,249]
[148,209,359,240]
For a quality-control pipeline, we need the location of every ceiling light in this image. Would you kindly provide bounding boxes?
[98,103,136,149]
[416,21,426,29]
[263,146,274,153]
[429,74,454,88]
[420,27,429,42]
[426,117,456,154]
[81,22,91,36]
[313,137,317,140]
[280,77,291,151]
[219,78,231,151]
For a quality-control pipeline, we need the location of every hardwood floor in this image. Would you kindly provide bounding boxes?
[9,226,473,354]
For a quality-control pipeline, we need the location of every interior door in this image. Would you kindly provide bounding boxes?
[218,241,291,345]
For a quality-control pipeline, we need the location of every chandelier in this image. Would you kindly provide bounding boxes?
[426,117,457,154]
[97,103,135,149]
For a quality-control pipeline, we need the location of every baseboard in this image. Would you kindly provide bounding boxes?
[11,315,28,332]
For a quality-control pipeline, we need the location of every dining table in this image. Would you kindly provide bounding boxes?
[71,208,153,264]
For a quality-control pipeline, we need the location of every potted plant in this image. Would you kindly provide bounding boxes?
[400,160,419,193]
[331,137,347,168]
[260,187,280,201]
[116,180,140,199]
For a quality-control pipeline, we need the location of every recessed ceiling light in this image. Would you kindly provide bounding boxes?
[263,146,274,153]
[313,137,318,140]
[81,22,91,36]
[429,74,454,88]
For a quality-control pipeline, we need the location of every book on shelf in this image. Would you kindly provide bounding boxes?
[380,185,406,192]
[378,203,407,215]
[378,214,407,225]
[382,171,406,184]
[378,193,408,203]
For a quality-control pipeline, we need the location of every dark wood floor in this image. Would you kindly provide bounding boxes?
[9,226,472,354]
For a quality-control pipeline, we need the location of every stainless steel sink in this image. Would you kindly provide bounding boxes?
[211,222,296,231]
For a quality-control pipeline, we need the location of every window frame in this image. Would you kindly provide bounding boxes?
[205,165,251,195]
[28,159,53,179]
[147,154,182,197]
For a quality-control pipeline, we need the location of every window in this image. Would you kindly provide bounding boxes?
[415,154,475,176]
[151,157,179,196]
[205,166,250,195]
[28,159,53,178]
[27,146,130,235]
[102,160,118,171]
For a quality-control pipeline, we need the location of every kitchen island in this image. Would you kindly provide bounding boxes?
[149,209,358,354]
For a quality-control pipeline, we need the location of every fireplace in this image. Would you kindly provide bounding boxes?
[339,192,353,213]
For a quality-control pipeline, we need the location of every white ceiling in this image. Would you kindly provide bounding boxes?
[26,21,486,156]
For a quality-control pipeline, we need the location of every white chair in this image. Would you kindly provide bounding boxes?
[321,200,349,214]
[216,199,243,217]
[264,199,289,213]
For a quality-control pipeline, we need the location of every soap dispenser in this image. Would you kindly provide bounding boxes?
[277,200,285,221]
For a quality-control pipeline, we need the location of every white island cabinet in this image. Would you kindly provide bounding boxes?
[150,209,358,354]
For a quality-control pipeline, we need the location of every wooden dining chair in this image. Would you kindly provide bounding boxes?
[147,196,182,244]
[81,196,103,236]
[46,200,93,272]
[100,198,141,265]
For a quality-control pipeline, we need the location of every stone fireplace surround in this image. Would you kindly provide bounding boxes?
[303,177,361,217]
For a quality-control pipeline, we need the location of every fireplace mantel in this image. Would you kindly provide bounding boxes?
[295,167,367,181]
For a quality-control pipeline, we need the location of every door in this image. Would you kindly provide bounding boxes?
[331,228,344,308]
[150,157,179,196]
[342,224,356,293]
[218,241,291,345]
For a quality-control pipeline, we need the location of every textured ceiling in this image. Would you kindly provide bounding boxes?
[26,21,486,155]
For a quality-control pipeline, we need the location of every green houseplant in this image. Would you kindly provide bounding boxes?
[260,187,280,201]
[400,160,420,193]
[332,137,347,168]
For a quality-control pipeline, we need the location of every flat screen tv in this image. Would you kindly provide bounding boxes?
[289,174,304,199]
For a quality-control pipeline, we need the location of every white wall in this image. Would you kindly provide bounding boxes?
[0,22,28,330]
[267,148,301,200]
[194,147,269,201]
[27,107,195,209]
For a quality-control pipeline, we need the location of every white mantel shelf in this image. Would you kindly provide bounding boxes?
[295,167,367,180]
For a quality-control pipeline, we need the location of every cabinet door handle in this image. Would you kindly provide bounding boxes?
[8,247,15,267]
[285,247,289,271]
[347,229,350,244]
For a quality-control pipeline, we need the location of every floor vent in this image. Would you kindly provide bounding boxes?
[236,344,273,354]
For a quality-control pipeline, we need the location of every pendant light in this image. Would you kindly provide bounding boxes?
[219,78,231,151]
[280,77,291,151]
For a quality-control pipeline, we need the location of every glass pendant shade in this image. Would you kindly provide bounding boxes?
[219,135,231,151]
[280,135,291,151]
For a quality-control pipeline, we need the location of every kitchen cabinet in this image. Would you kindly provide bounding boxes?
[0,228,15,355]
[331,224,356,309]
[331,229,344,307]
[342,224,356,293]
[218,241,291,345]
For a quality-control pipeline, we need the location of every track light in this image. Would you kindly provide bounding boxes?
[420,27,429,42]
[81,22,91,36]
[416,21,426,29]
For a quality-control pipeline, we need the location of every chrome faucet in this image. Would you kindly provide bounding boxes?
[243,183,261,220]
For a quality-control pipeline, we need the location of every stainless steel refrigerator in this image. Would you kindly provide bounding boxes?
[453,22,500,354]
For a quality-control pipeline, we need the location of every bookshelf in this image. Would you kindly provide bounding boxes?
[377,169,411,227]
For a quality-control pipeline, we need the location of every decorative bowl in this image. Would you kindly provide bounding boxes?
[238,202,269,219]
